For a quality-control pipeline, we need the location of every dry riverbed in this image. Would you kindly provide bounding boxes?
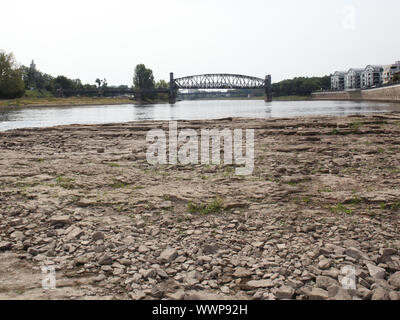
[0,113,400,300]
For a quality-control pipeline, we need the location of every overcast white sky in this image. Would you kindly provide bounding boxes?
[1,0,399,85]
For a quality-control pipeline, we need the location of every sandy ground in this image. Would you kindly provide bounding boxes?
[0,113,400,300]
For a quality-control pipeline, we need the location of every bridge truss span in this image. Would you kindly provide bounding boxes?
[174,74,266,90]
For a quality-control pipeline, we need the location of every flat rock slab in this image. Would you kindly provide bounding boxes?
[246,280,274,289]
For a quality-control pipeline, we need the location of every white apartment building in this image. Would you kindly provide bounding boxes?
[345,68,363,89]
[382,61,400,84]
[361,65,384,88]
[331,59,400,91]
[331,71,346,90]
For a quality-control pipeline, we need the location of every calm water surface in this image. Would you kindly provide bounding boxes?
[1,100,400,131]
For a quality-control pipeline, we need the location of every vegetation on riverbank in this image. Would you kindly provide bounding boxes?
[272,76,331,97]
[0,51,25,99]
[1,49,171,105]
[0,96,134,108]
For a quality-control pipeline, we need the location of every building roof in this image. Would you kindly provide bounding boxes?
[347,68,364,73]
[365,65,383,71]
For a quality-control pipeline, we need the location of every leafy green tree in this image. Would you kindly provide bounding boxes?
[54,75,75,90]
[156,79,168,89]
[20,65,55,91]
[272,75,331,97]
[133,64,155,100]
[0,50,25,99]
[72,79,83,90]
[154,80,168,100]
[133,64,155,90]
[393,74,400,82]
[84,84,97,90]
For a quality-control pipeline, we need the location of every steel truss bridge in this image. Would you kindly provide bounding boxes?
[173,74,266,90]
[170,73,272,103]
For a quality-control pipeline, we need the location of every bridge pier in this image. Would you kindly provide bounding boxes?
[265,75,272,102]
[169,72,176,104]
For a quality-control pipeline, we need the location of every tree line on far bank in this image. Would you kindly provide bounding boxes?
[0,50,169,100]
[0,51,25,99]
[0,50,118,99]
[272,76,331,97]
[1,48,332,100]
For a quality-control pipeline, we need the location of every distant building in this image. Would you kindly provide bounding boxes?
[331,59,400,91]
[345,68,363,89]
[361,65,383,88]
[30,60,36,71]
[382,61,400,84]
[331,71,346,90]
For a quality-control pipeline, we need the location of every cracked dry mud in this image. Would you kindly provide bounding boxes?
[0,112,400,300]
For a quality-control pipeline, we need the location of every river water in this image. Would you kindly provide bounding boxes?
[1,100,400,131]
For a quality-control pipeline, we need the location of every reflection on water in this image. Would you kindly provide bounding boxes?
[0,100,399,131]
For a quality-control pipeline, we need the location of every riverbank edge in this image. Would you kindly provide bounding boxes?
[0,99,176,110]
[311,84,400,103]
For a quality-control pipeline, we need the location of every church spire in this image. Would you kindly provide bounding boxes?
[30,60,36,71]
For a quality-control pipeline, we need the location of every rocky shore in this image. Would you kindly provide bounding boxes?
[0,113,400,300]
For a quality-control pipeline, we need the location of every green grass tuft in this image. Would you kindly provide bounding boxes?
[187,198,224,215]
